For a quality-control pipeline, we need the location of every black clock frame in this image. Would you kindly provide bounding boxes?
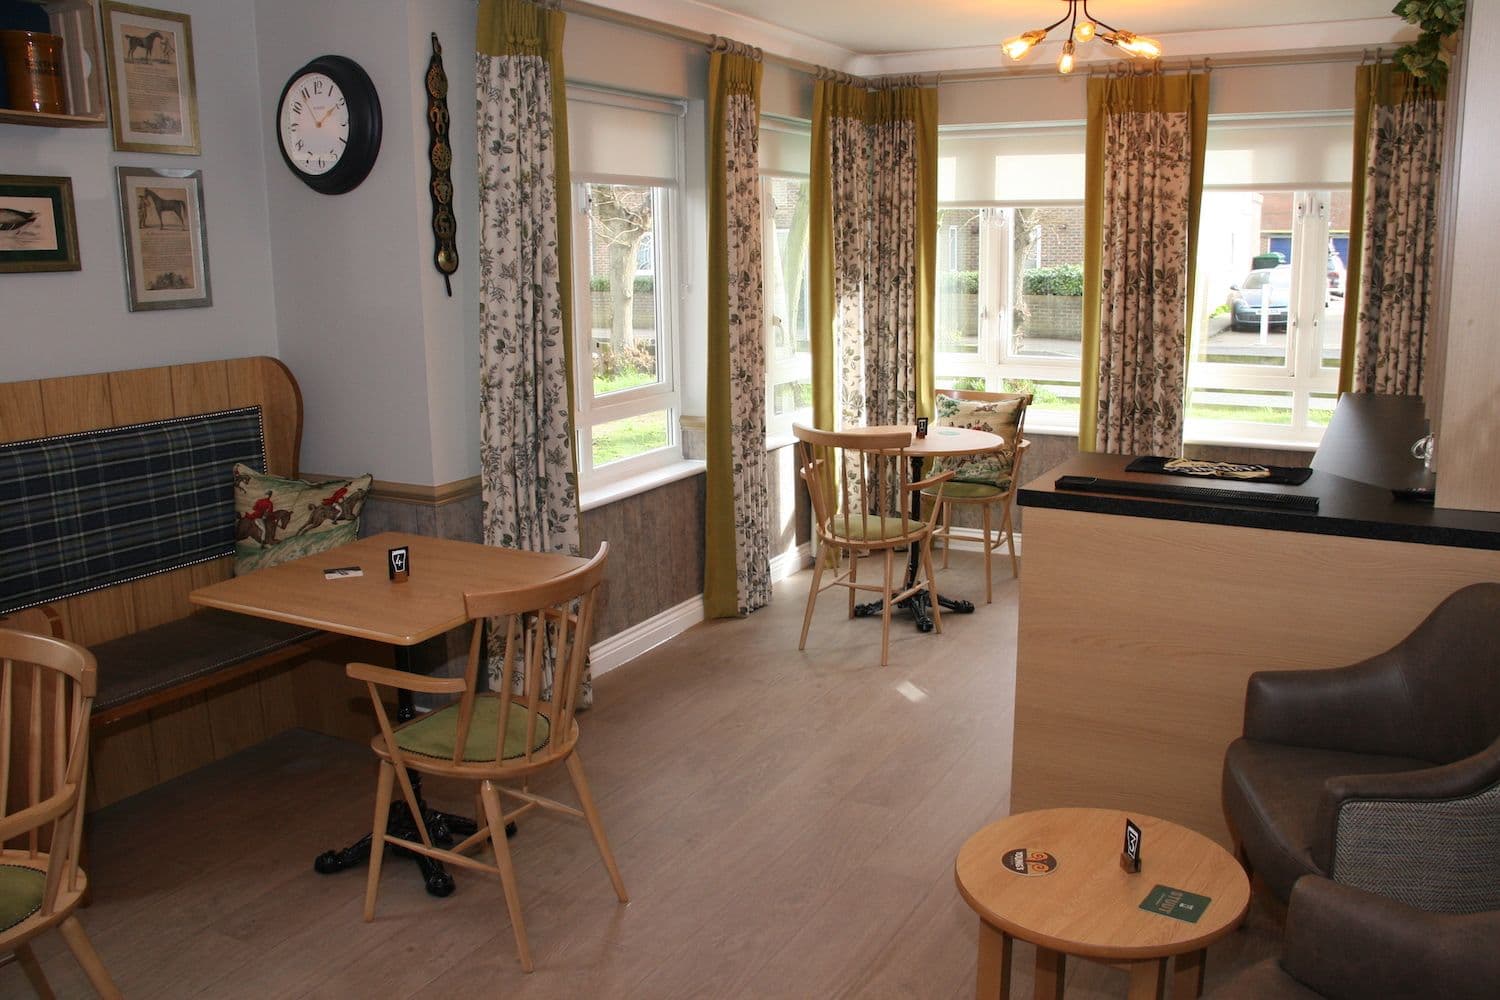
[276,54,383,195]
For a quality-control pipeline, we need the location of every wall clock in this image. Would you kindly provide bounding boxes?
[276,55,382,195]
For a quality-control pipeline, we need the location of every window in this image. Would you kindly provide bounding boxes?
[761,176,812,439]
[1188,114,1354,443]
[937,124,1086,430]
[760,118,813,441]
[567,87,687,489]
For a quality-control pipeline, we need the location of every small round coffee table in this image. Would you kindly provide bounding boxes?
[955,808,1249,1000]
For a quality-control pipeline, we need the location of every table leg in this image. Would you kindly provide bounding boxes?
[975,921,1012,1000]
[1033,946,1066,1000]
[1126,957,1168,1000]
[1173,950,1207,998]
[852,454,977,631]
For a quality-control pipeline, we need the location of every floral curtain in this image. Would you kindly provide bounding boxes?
[475,0,588,704]
[810,76,937,440]
[1343,65,1446,396]
[1080,71,1208,456]
[704,41,770,619]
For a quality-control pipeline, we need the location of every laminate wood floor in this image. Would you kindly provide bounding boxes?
[1,553,1282,998]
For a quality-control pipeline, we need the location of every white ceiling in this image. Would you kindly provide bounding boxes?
[679,0,1400,56]
[590,0,1412,74]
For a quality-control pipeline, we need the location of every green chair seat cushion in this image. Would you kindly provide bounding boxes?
[922,480,1008,500]
[0,864,45,931]
[396,696,551,762]
[829,513,917,541]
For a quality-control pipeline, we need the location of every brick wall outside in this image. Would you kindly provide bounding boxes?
[1020,294,1083,340]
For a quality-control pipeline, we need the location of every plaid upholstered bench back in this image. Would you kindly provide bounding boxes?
[0,357,326,809]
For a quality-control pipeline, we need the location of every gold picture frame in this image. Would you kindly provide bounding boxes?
[100,2,199,154]
[0,174,81,274]
[115,166,211,311]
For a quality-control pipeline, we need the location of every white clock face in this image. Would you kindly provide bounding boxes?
[279,72,348,176]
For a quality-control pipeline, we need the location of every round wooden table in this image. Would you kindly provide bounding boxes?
[955,808,1250,1000]
[846,424,1004,629]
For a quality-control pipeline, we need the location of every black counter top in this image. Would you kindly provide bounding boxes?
[1019,452,1500,551]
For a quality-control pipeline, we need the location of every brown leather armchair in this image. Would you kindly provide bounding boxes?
[1208,876,1500,1000]
[1221,583,1500,912]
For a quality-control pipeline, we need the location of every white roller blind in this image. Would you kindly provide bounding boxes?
[760,118,810,175]
[938,124,1086,204]
[567,85,684,184]
[1204,113,1353,189]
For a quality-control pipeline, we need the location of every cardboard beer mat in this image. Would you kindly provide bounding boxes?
[1139,885,1212,923]
[1001,848,1058,876]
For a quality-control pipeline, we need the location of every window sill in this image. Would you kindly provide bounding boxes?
[579,459,705,512]
[766,431,799,452]
[1023,424,1319,454]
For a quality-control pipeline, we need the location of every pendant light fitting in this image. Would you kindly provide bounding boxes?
[1002,0,1163,74]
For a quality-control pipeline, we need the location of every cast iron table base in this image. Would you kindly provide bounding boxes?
[852,452,977,632]
[313,649,514,898]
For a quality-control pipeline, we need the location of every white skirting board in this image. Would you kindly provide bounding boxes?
[587,533,1023,678]
[589,540,815,678]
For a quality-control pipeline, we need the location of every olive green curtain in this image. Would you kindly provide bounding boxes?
[704,44,769,619]
[1339,65,1446,396]
[1080,71,1208,455]
[808,77,938,436]
[475,0,588,703]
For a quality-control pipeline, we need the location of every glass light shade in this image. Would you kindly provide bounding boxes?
[1002,29,1047,60]
[1074,21,1097,42]
[1057,40,1076,74]
[1111,30,1163,59]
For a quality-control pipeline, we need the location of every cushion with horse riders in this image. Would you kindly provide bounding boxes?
[927,396,1024,488]
[232,463,372,574]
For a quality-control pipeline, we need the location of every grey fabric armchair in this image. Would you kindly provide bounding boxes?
[1221,582,1500,911]
[1208,876,1500,1000]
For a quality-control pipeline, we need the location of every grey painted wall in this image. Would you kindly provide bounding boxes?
[1,0,276,380]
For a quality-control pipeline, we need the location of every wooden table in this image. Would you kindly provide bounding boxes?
[190,531,588,894]
[955,808,1250,1000]
[848,424,1004,631]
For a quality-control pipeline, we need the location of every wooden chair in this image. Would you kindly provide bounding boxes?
[348,543,623,972]
[0,629,120,999]
[793,424,953,667]
[921,389,1032,603]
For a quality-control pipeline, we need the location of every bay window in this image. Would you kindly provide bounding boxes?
[567,86,687,490]
[760,118,812,442]
[936,124,1086,431]
[1187,113,1354,444]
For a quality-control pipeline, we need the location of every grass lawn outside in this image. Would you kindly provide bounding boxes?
[592,411,670,467]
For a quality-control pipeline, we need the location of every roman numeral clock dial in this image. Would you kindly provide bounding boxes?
[275,55,382,195]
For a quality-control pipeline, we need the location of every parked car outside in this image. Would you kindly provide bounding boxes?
[1327,250,1346,297]
[1227,266,1291,331]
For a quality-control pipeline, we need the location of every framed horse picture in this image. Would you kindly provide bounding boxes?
[101,3,200,154]
[115,166,212,311]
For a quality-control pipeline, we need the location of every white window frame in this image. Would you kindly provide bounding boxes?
[935,203,1085,432]
[1186,189,1346,446]
[567,89,688,494]
[760,171,812,443]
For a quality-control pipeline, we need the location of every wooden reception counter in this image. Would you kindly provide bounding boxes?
[1012,439,1500,847]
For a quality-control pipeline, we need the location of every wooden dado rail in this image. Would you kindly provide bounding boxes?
[0,357,387,810]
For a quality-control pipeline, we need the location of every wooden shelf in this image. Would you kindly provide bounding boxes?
[0,106,104,127]
[2,0,105,128]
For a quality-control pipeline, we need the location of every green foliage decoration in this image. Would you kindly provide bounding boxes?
[1390,0,1465,89]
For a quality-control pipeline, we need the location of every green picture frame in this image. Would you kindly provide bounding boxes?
[0,174,81,274]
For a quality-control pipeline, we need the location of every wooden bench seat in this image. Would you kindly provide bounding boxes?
[90,611,335,727]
